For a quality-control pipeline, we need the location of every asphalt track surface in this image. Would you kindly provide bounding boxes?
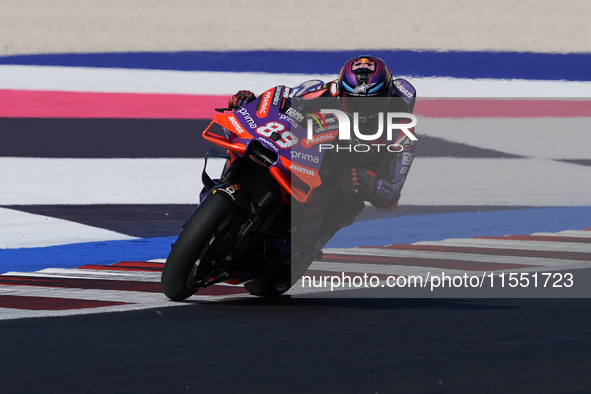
[2,297,591,393]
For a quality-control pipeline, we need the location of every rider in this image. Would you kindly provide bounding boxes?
[228,55,417,227]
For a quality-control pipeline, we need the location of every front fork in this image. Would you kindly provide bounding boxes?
[200,150,285,278]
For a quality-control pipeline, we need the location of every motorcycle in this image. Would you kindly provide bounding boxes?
[161,84,360,301]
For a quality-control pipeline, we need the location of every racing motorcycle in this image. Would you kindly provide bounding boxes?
[161,85,359,301]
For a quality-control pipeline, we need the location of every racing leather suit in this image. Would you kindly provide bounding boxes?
[229,77,417,225]
[293,78,417,215]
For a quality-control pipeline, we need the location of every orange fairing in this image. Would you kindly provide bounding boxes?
[202,113,252,154]
[202,112,322,204]
[278,156,322,203]
[269,167,292,200]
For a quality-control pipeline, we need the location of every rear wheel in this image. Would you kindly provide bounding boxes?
[244,252,317,297]
[244,264,291,297]
[161,193,237,301]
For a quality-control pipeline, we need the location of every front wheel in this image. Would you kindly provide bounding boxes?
[161,193,237,301]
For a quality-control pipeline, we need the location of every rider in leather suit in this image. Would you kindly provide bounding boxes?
[229,55,417,228]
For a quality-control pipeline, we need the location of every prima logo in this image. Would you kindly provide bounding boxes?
[235,107,257,129]
[291,150,319,164]
[306,110,417,142]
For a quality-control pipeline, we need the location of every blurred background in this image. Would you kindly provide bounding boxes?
[1,0,590,54]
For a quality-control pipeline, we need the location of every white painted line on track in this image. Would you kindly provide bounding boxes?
[416,118,591,161]
[532,231,591,238]
[0,294,250,322]
[309,262,469,277]
[0,157,226,205]
[0,303,176,321]
[0,207,137,249]
[323,247,591,268]
[3,66,591,97]
[0,285,166,303]
[2,268,162,282]
[3,157,591,207]
[0,66,333,95]
[400,158,591,207]
[414,238,591,253]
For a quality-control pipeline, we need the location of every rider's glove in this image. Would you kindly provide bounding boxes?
[228,90,256,109]
[338,168,376,198]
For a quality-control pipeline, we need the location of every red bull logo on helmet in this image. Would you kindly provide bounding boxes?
[351,58,376,72]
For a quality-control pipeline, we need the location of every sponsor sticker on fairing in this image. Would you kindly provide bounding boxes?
[290,163,317,177]
[256,89,274,118]
[393,79,414,99]
[279,114,299,128]
[236,107,257,129]
[228,114,248,135]
[291,150,319,164]
[285,107,305,123]
[301,131,338,148]
[272,87,284,106]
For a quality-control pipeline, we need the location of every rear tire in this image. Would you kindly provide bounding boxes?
[244,266,291,297]
[161,193,237,301]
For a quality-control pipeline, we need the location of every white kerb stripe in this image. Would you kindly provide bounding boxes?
[414,238,591,253]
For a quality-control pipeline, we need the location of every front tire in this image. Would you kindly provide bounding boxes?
[161,193,237,301]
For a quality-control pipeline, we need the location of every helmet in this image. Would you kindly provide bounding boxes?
[336,56,393,131]
[337,55,392,98]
